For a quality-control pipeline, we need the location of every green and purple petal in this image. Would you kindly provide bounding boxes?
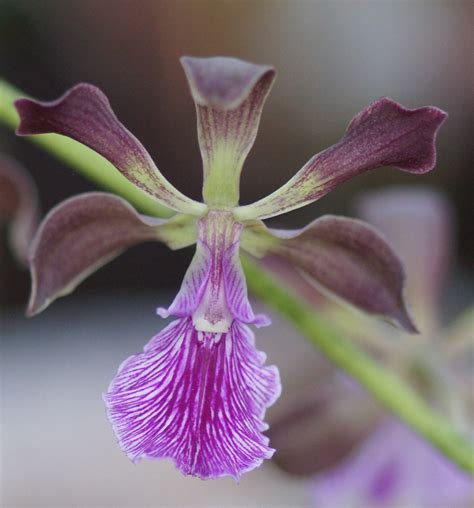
[27,192,197,315]
[241,215,417,332]
[15,84,205,215]
[181,56,275,208]
[235,98,447,220]
[0,155,39,264]
[104,317,280,480]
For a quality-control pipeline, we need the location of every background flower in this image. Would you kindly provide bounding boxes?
[266,187,474,506]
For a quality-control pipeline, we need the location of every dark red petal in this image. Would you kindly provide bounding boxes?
[242,215,418,333]
[357,187,453,333]
[27,192,185,315]
[15,85,204,215]
[236,98,447,220]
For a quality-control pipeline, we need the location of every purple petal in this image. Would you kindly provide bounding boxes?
[181,56,275,110]
[15,84,205,215]
[312,419,474,508]
[357,187,453,333]
[28,192,187,315]
[242,215,417,332]
[181,57,275,207]
[236,98,447,220]
[104,317,281,480]
[0,155,39,264]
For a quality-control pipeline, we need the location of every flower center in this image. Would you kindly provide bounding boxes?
[192,210,242,333]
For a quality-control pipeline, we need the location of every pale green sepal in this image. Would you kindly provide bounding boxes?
[154,213,199,250]
[240,220,280,257]
[202,145,243,208]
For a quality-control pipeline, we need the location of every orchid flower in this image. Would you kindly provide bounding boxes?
[266,187,473,505]
[14,56,447,480]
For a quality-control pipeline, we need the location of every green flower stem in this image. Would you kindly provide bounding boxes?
[0,79,174,218]
[1,78,473,474]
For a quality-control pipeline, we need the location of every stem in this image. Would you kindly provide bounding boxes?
[0,79,174,218]
[1,78,473,475]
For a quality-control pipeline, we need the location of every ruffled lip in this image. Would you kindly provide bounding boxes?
[104,317,281,480]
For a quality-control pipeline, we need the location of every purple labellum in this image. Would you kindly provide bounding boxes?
[105,317,280,480]
[109,210,279,479]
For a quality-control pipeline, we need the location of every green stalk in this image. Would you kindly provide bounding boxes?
[1,78,472,474]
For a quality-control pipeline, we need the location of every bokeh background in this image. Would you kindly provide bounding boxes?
[1,1,472,506]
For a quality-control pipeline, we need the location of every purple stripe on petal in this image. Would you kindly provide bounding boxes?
[223,241,271,327]
[15,85,205,215]
[236,98,447,220]
[0,155,39,264]
[28,192,177,315]
[181,57,275,207]
[242,216,417,333]
[104,317,281,480]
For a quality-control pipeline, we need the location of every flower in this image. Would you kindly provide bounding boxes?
[267,187,474,505]
[15,56,447,479]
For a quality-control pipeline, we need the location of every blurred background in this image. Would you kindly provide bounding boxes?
[0,0,472,506]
